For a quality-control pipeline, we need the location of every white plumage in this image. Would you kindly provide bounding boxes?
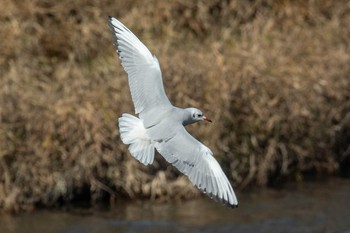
[108,17,238,208]
[119,113,155,165]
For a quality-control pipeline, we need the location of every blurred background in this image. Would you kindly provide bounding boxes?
[0,0,350,232]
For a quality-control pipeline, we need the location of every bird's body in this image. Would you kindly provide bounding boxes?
[108,17,238,208]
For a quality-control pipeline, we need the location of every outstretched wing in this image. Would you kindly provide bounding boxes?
[108,17,172,115]
[155,126,238,208]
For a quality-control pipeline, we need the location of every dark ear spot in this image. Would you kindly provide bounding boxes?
[193,113,195,118]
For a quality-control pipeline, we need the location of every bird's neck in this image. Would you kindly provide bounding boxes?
[182,108,196,126]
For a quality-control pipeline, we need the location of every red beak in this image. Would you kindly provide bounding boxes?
[203,116,212,123]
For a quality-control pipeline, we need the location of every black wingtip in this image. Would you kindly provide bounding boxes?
[226,202,238,209]
[108,16,113,20]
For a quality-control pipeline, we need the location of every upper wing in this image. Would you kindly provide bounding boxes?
[155,126,238,208]
[108,17,172,115]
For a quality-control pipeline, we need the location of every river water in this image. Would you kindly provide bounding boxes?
[1,178,350,233]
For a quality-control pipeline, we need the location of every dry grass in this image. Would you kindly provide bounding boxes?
[0,0,349,212]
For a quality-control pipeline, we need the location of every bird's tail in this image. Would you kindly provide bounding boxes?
[118,113,155,165]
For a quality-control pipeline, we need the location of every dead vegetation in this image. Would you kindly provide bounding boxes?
[0,0,349,212]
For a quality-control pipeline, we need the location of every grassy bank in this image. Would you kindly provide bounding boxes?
[1,0,349,212]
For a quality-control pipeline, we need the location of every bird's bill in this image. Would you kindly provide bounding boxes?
[203,116,212,123]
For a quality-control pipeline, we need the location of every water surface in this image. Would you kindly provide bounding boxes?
[1,178,350,233]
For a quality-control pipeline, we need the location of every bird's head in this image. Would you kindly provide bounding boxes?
[183,108,212,125]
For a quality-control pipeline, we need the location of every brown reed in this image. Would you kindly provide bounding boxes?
[0,0,349,212]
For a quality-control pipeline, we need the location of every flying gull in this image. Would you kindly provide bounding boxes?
[108,17,238,208]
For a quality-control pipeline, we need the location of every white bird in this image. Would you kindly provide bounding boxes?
[108,16,238,208]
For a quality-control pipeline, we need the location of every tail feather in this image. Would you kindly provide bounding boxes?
[118,113,155,165]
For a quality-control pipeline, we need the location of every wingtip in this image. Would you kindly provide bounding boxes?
[108,16,115,22]
[224,199,238,209]
[206,191,238,209]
